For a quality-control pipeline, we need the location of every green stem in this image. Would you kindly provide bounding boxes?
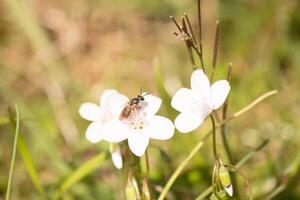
[5,105,20,200]
[210,115,218,159]
[157,141,204,200]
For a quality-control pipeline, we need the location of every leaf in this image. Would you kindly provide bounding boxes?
[53,153,106,200]
[7,106,48,199]
[6,105,20,200]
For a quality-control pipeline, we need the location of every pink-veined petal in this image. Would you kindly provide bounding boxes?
[100,89,118,107]
[190,69,211,100]
[107,93,129,117]
[210,80,230,110]
[128,133,149,157]
[102,120,129,142]
[143,93,162,116]
[171,88,194,113]
[79,103,102,121]
[174,112,205,133]
[85,121,103,143]
[145,116,174,140]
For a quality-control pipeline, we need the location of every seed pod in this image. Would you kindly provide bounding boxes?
[218,165,233,197]
[125,172,141,200]
[110,143,123,169]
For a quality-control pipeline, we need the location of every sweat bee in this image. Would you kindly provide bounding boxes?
[119,92,148,121]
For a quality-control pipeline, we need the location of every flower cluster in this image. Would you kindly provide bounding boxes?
[79,69,230,159]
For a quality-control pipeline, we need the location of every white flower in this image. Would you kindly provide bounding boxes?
[79,89,128,143]
[105,92,175,157]
[171,69,230,133]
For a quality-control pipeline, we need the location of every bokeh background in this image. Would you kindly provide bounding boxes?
[0,0,300,199]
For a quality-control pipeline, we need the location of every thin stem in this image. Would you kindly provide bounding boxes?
[226,90,278,122]
[210,115,218,159]
[157,142,204,200]
[210,20,220,82]
[184,13,197,46]
[197,0,205,72]
[195,139,269,200]
[145,150,150,177]
[170,16,181,31]
[6,104,20,200]
[182,16,196,70]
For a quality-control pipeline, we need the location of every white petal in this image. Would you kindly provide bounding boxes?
[145,116,174,140]
[86,121,103,143]
[174,112,205,133]
[225,185,233,197]
[128,133,149,157]
[107,93,129,117]
[210,80,230,110]
[100,89,118,107]
[79,103,102,121]
[102,120,129,142]
[171,88,194,113]
[190,69,211,100]
[110,145,123,169]
[143,94,162,116]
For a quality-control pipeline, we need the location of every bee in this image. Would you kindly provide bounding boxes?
[119,92,148,120]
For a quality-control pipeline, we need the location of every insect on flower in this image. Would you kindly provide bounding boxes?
[119,91,149,121]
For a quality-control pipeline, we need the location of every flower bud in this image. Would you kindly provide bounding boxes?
[110,143,123,169]
[218,165,233,197]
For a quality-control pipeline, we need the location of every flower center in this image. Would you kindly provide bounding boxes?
[124,109,147,131]
[190,98,212,116]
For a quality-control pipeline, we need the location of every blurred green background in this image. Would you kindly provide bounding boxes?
[0,0,300,199]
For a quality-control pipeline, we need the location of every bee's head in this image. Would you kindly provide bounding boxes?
[137,95,144,101]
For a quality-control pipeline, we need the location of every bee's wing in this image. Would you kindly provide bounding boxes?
[139,101,148,108]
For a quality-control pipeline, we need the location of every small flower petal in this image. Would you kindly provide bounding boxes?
[171,88,194,113]
[110,144,123,169]
[100,89,118,107]
[128,133,149,157]
[174,112,205,133]
[102,120,129,142]
[143,94,162,116]
[86,121,103,143]
[108,93,129,117]
[145,116,174,140]
[190,69,211,100]
[210,80,230,110]
[79,103,102,121]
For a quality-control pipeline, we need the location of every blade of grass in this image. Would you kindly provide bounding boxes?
[195,139,269,200]
[157,142,204,200]
[5,104,20,200]
[7,106,48,199]
[52,153,107,200]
